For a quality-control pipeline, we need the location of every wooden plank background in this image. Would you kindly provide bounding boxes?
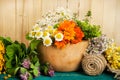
[0,0,120,45]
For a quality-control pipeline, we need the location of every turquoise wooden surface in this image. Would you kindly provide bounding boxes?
[0,71,115,80]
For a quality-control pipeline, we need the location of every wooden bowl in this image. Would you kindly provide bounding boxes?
[37,40,88,72]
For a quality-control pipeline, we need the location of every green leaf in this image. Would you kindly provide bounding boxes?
[53,23,59,29]
[35,61,40,67]
[28,73,33,80]
[7,68,15,75]
[33,68,39,77]
[6,44,17,58]
[21,43,27,54]
[44,67,48,75]
[5,59,12,68]
[4,55,9,61]
[31,50,38,55]
[30,39,40,51]
[14,67,20,75]
[26,33,33,40]
[0,36,12,47]
[85,10,92,17]
[30,63,35,69]
[14,40,19,44]
[76,20,101,39]
[31,55,39,64]
[20,67,27,74]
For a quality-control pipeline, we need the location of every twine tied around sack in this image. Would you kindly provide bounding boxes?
[82,54,107,76]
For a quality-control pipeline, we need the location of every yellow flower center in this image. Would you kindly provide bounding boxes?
[44,39,51,45]
[56,34,62,39]
[34,26,40,30]
[32,32,36,36]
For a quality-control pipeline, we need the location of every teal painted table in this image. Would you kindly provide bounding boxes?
[0,71,115,80]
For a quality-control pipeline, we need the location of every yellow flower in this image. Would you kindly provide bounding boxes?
[35,31,43,39]
[0,41,5,54]
[0,41,5,72]
[0,53,4,60]
[43,37,52,47]
[0,60,3,71]
[55,32,64,41]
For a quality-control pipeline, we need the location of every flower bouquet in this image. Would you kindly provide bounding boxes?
[26,7,102,72]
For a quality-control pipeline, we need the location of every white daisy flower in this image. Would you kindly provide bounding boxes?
[35,31,43,39]
[43,31,50,38]
[33,24,41,32]
[29,31,36,38]
[47,26,53,30]
[43,37,52,47]
[55,33,64,41]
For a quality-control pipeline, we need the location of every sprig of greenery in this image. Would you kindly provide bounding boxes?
[5,41,27,74]
[76,20,102,39]
[76,11,101,39]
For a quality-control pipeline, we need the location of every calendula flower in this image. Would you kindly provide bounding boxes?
[55,32,64,41]
[0,60,3,71]
[0,41,5,72]
[35,31,43,39]
[43,37,52,47]
[33,24,41,32]
[29,31,36,38]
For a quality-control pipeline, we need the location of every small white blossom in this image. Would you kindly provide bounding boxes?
[29,31,36,38]
[43,37,52,47]
[55,33,64,41]
[35,31,43,39]
[33,24,41,32]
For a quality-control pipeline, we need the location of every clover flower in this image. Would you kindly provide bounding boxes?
[22,59,31,69]
[20,72,29,80]
[48,69,54,77]
[87,35,114,54]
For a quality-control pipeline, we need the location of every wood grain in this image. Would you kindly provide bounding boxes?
[0,0,120,45]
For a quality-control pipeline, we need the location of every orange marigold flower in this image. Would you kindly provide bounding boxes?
[71,26,84,44]
[58,20,75,31]
[54,40,66,49]
[58,20,75,41]
[54,20,84,48]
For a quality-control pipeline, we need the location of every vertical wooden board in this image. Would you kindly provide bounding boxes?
[15,0,23,42]
[90,0,104,26]
[57,0,67,9]
[2,0,16,40]
[67,0,79,14]
[102,0,116,38]
[79,0,91,20]
[0,0,4,36]
[41,0,57,15]
[115,0,120,45]
[22,0,34,45]
[33,0,42,22]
